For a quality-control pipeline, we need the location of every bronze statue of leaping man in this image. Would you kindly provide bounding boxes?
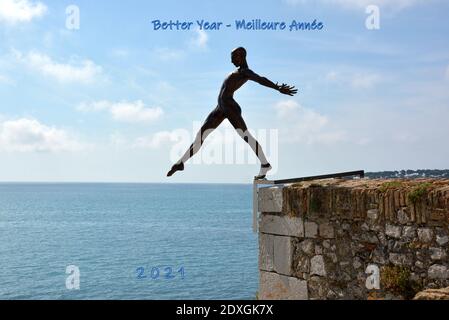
[167,47,298,179]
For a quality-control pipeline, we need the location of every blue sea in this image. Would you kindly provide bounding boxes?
[0,183,257,300]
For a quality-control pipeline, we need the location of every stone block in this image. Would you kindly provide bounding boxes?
[259,233,274,271]
[259,214,304,237]
[305,221,318,238]
[258,187,283,213]
[403,226,417,239]
[397,208,410,225]
[299,239,315,256]
[259,271,308,300]
[418,228,434,243]
[367,209,379,221]
[436,235,449,246]
[389,253,413,266]
[428,265,449,280]
[385,224,402,239]
[273,236,293,276]
[310,255,327,276]
[319,223,335,239]
[430,247,447,261]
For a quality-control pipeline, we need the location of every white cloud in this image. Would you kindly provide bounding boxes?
[109,132,127,148]
[325,71,338,81]
[0,0,46,23]
[111,48,129,58]
[285,0,428,10]
[133,131,181,149]
[78,100,163,123]
[153,47,185,61]
[153,29,208,62]
[392,131,418,143]
[350,73,381,89]
[0,73,13,85]
[0,118,84,152]
[14,50,103,84]
[274,100,346,145]
[325,70,381,89]
[274,99,302,118]
[189,28,208,49]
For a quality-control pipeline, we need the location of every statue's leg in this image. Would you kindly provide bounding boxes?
[167,106,225,177]
[178,106,225,164]
[226,102,270,167]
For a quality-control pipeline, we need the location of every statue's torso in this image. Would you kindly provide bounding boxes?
[219,69,249,101]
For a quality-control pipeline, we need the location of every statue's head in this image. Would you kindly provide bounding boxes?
[231,47,247,67]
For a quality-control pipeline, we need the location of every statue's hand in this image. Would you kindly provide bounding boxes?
[277,83,298,96]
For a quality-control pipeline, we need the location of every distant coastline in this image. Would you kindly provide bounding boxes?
[0,169,448,184]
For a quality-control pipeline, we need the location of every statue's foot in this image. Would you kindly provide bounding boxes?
[167,162,184,177]
[255,163,272,180]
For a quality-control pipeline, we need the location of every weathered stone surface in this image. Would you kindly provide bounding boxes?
[418,228,434,243]
[319,223,335,239]
[308,276,329,299]
[372,248,387,264]
[385,224,402,239]
[389,253,413,266]
[430,248,447,261]
[327,252,338,263]
[367,209,379,221]
[273,236,292,276]
[258,187,283,213]
[258,178,449,300]
[259,271,308,300]
[428,265,449,279]
[361,232,379,244]
[413,287,449,300]
[353,257,362,270]
[402,226,417,239]
[259,233,274,271]
[397,208,410,225]
[295,255,310,274]
[436,235,449,246]
[259,214,304,237]
[299,239,315,256]
[310,255,326,276]
[415,260,425,269]
[305,221,318,238]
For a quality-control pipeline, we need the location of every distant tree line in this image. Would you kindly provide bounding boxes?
[366,169,449,179]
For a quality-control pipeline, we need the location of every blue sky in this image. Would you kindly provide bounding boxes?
[0,0,448,183]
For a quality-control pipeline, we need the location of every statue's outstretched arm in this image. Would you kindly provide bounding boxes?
[243,69,298,96]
